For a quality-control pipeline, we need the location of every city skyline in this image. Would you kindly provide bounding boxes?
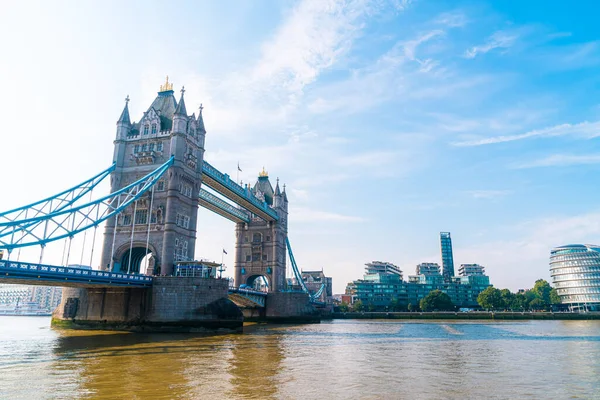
[3,1,600,293]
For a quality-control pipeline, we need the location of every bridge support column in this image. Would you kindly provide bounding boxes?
[263,292,320,323]
[52,277,243,332]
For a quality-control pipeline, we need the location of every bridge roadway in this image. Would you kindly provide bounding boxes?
[0,260,267,306]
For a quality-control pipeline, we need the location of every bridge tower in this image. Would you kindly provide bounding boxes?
[100,77,206,275]
[234,170,288,292]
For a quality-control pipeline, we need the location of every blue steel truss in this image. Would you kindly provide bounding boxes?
[201,161,279,221]
[198,188,250,223]
[0,157,174,251]
[0,260,152,287]
[0,163,114,237]
[285,237,326,302]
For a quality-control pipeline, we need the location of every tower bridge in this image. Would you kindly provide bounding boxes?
[0,78,323,331]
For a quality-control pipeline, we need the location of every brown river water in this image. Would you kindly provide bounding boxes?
[0,317,599,399]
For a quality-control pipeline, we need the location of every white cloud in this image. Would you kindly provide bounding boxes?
[402,30,445,61]
[433,11,468,28]
[452,120,600,146]
[464,30,519,59]
[513,154,600,169]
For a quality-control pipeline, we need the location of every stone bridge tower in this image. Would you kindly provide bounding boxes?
[100,77,206,275]
[234,170,288,292]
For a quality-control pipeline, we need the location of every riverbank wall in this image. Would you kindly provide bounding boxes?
[329,311,600,320]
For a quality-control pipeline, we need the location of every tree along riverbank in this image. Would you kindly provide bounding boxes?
[328,311,600,320]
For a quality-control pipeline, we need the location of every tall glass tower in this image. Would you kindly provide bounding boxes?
[440,232,455,282]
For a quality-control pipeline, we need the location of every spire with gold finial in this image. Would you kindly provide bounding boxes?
[259,166,268,178]
[160,75,173,92]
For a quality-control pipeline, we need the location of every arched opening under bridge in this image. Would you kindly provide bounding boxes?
[245,274,270,292]
[114,244,157,275]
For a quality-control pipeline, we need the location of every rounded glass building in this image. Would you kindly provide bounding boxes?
[550,244,600,311]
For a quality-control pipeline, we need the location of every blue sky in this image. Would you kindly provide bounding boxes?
[2,0,600,293]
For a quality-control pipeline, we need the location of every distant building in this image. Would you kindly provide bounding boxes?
[550,244,600,312]
[353,259,490,309]
[440,232,455,282]
[416,263,441,275]
[365,261,403,279]
[345,281,356,295]
[0,284,61,314]
[301,270,333,304]
[458,264,485,276]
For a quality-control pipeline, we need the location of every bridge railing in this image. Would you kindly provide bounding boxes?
[228,286,268,297]
[0,260,153,285]
[201,161,279,221]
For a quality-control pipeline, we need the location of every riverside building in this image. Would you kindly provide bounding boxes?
[550,244,600,311]
[440,232,455,282]
[352,260,490,309]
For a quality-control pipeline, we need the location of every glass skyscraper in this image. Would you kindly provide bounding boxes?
[440,232,455,282]
[550,244,600,311]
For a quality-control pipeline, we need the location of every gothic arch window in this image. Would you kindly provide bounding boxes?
[151,123,157,134]
[252,233,262,243]
[143,125,149,135]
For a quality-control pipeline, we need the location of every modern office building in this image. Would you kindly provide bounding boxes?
[550,244,600,311]
[365,261,403,279]
[416,263,441,275]
[458,264,485,276]
[440,232,455,282]
[353,261,490,309]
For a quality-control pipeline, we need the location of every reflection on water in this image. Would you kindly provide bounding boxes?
[0,317,599,399]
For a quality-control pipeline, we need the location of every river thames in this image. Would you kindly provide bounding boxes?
[0,317,599,399]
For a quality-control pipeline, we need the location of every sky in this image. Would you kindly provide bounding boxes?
[2,0,600,293]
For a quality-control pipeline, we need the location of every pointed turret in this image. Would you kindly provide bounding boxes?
[172,86,188,134]
[197,104,206,133]
[275,178,281,196]
[116,95,132,141]
[174,86,187,115]
[273,178,283,207]
[117,95,131,125]
[282,183,288,203]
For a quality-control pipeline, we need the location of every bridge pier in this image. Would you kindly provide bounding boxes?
[52,277,243,333]
[254,292,320,323]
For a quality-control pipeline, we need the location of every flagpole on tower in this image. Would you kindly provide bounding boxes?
[237,162,242,184]
[220,248,227,279]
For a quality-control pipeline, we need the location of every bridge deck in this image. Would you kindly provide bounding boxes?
[201,161,279,222]
[0,260,153,288]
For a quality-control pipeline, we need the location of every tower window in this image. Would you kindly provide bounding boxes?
[252,233,262,243]
[176,213,190,229]
[156,180,165,191]
[151,124,157,134]
[135,209,148,225]
[246,255,251,262]
[180,184,192,198]
[149,143,155,152]
[133,145,140,153]
[244,236,248,243]
[122,215,131,226]
[143,125,149,135]
[157,142,164,152]
[262,254,267,261]
[252,253,260,261]
[142,144,148,152]
[266,236,271,242]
